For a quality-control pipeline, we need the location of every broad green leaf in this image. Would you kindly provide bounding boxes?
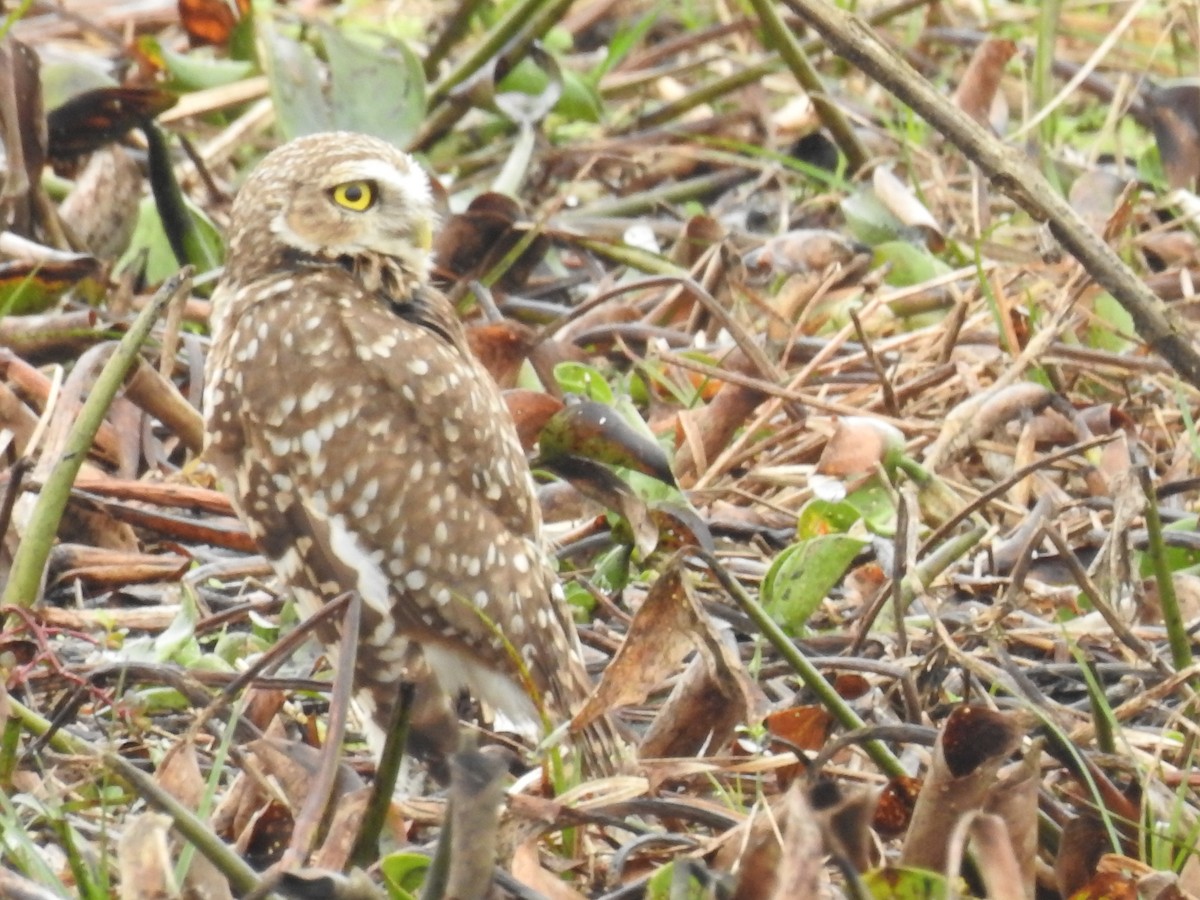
[119,195,224,284]
[558,69,602,122]
[763,534,866,633]
[844,476,898,536]
[320,24,426,148]
[841,188,905,244]
[645,861,708,899]
[380,852,429,900]
[555,361,616,404]
[539,400,675,486]
[797,498,860,539]
[1088,292,1135,353]
[862,865,955,899]
[140,37,256,92]
[260,24,331,140]
[873,241,951,287]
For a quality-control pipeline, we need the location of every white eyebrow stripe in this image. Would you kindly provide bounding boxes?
[336,158,432,203]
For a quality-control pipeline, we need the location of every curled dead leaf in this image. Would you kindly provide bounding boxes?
[539,399,675,486]
[433,192,549,291]
[951,38,1017,130]
[816,415,905,476]
[47,87,176,159]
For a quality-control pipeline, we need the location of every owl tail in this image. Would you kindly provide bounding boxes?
[571,709,634,779]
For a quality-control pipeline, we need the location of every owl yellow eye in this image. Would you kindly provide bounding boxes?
[331,181,376,212]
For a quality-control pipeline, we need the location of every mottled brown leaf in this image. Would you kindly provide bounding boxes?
[47,87,176,159]
[540,399,675,486]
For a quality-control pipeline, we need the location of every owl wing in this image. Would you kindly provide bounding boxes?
[226,270,556,720]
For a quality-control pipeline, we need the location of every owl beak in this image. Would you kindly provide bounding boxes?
[414,220,433,252]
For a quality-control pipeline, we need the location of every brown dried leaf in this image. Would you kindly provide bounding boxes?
[764,705,833,752]
[872,167,945,251]
[816,416,904,476]
[310,788,371,872]
[433,192,548,291]
[117,812,176,900]
[1145,81,1200,191]
[744,228,867,276]
[900,706,1030,871]
[178,0,251,48]
[47,87,176,160]
[156,741,234,900]
[573,566,699,730]
[726,781,822,900]
[951,38,1017,129]
[872,776,921,838]
[58,145,141,258]
[504,389,564,451]
[639,629,762,758]
[810,780,878,872]
[467,320,538,388]
[511,840,588,899]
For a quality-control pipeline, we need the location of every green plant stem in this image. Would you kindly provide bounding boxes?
[783,0,1200,390]
[423,0,490,81]
[1138,467,1193,675]
[745,0,867,172]
[427,0,547,106]
[1,269,191,612]
[631,59,778,131]
[627,0,928,133]
[420,812,452,900]
[1033,0,1063,190]
[696,549,906,780]
[563,168,747,221]
[349,683,415,869]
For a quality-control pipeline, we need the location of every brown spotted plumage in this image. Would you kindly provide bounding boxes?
[203,132,624,775]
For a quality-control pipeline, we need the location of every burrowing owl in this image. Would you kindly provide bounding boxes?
[203,132,623,775]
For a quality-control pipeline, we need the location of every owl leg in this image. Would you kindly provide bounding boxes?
[354,643,461,786]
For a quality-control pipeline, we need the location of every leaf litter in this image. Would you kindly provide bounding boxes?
[3,0,1200,897]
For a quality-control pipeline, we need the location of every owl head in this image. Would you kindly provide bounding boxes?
[224,131,436,283]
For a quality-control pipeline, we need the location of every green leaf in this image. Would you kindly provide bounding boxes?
[593,543,632,593]
[862,865,954,899]
[118,195,224,284]
[592,2,663,82]
[558,68,602,123]
[140,37,257,92]
[554,361,616,404]
[841,188,904,244]
[872,241,951,287]
[645,861,708,899]
[763,534,866,633]
[380,852,429,900]
[260,24,331,140]
[539,400,675,486]
[320,24,426,148]
[1088,292,1135,353]
[843,476,897,536]
[796,498,860,538]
